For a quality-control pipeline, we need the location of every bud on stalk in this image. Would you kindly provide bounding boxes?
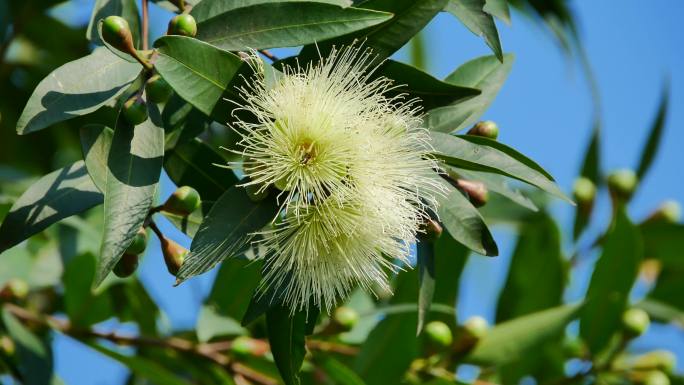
[425,321,453,350]
[162,186,201,216]
[467,120,499,140]
[101,16,152,69]
[607,169,638,203]
[644,200,681,224]
[122,96,148,125]
[456,179,489,207]
[160,237,188,275]
[622,308,650,338]
[167,14,197,37]
[113,253,139,278]
[145,74,173,104]
[332,306,359,331]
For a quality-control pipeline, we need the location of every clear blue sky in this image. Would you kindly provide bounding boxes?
[44,1,684,384]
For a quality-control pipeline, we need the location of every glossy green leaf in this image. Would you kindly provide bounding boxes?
[195,2,392,51]
[465,303,582,365]
[378,60,480,111]
[16,48,141,135]
[86,0,141,47]
[484,0,511,24]
[191,0,353,22]
[86,343,191,385]
[153,36,246,119]
[636,85,669,180]
[177,187,279,283]
[2,308,53,385]
[447,166,538,211]
[650,266,684,313]
[317,355,367,385]
[640,222,684,267]
[416,241,436,334]
[573,118,601,240]
[580,208,642,354]
[96,106,164,286]
[63,253,113,327]
[430,234,468,327]
[161,208,204,238]
[445,0,503,61]
[431,132,571,202]
[80,124,114,193]
[437,183,498,256]
[164,138,238,204]
[205,257,261,321]
[426,54,513,133]
[266,305,309,385]
[0,161,102,253]
[496,214,564,322]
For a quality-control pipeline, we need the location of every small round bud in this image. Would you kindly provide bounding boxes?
[456,179,489,207]
[0,335,15,356]
[245,184,269,202]
[0,279,29,300]
[160,237,188,275]
[562,338,585,358]
[145,74,173,104]
[167,14,197,37]
[122,96,148,125]
[231,336,257,357]
[467,121,499,140]
[463,316,489,339]
[333,307,359,331]
[607,169,638,201]
[125,228,148,255]
[573,177,596,205]
[163,186,201,216]
[644,371,670,385]
[419,219,443,242]
[634,351,677,375]
[101,16,134,53]
[425,321,453,349]
[113,253,139,278]
[647,200,681,224]
[622,308,650,338]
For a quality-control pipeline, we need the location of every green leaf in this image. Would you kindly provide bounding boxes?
[1,308,53,385]
[87,0,141,47]
[447,166,538,211]
[416,241,435,334]
[640,222,684,268]
[80,124,114,193]
[573,118,601,240]
[635,298,684,326]
[63,253,113,327]
[96,105,164,286]
[426,54,513,133]
[177,187,279,283]
[496,214,564,322]
[153,36,247,119]
[378,60,480,111]
[16,48,141,135]
[191,0,354,22]
[430,132,571,203]
[580,208,642,354]
[0,161,102,253]
[431,234,468,327]
[164,138,238,204]
[465,303,583,366]
[161,207,204,238]
[483,0,511,24]
[196,305,246,342]
[205,257,261,321]
[636,85,669,180]
[266,305,309,385]
[194,2,393,51]
[437,183,498,256]
[650,266,684,313]
[86,343,191,385]
[445,0,503,61]
[317,355,367,385]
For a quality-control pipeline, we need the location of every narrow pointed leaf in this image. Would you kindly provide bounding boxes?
[80,124,114,193]
[87,0,141,47]
[431,234,469,327]
[416,241,436,334]
[191,0,353,22]
[195,2,393,51]
[317,355,367,385]
[445,0,503,61]
[0,162,102,253]
[266,305,309,385]
[447,166,538,211]
[573,118,601,240]
[426,54,513,133]
[483,0,511,24]
[17,48,141,135]
[636,85,669,180]
[95,106,164,286]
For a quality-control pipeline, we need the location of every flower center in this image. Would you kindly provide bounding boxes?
[298,140,317,165]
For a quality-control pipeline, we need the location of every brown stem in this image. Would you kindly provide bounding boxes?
[142,0,149,51]
[259,49,279,62]
[148,220,164,240]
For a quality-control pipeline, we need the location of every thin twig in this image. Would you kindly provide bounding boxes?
[142,0,149,51]
[259,49,279,62]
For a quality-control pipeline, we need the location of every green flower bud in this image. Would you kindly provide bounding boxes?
[456,179,489,207]
[573,177,596,205]
[644,371,670,385]
[125,228,148,255]
[167,14,197,37]
[231,336,257,357]
[123,96,148,125]
[163,186,201,216]
[633,351,677,375]
[113,253,139,278]
[145,74,173,104]
[467,120,499,140]
[160,237,188,276]
[622,308,650,338]
[0,335,15,356]
[607,169,638,201]
[101,16,134,53]
[648,200,681,224]
[333,306,359,331]
[425,321,453,348]
[463,316,489,339]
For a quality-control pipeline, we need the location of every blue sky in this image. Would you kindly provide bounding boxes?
[41,1,684,384]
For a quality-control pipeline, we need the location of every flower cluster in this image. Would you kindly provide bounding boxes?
[231,47,444,312]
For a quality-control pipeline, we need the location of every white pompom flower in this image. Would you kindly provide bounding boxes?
[230,46,445,312]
